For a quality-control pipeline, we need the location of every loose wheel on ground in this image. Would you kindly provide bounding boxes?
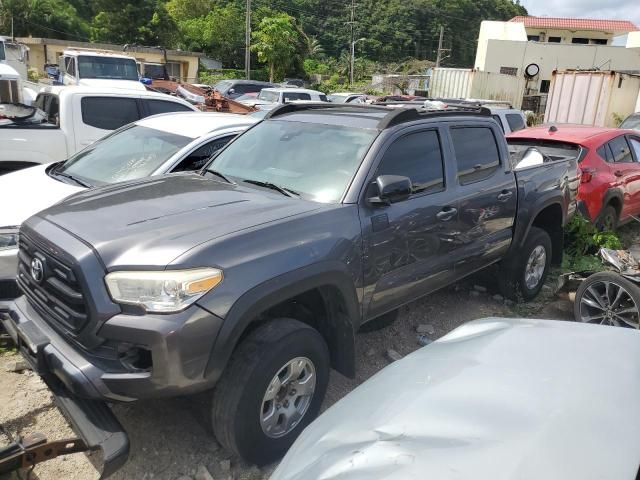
[574,271,640,328]
[499,226,552,301]
[211,318,329,465]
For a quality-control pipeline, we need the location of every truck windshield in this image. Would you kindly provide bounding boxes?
[57,125,192,186]
[78,56,139,81]
[207,120,377,203]
[257,90,279,103]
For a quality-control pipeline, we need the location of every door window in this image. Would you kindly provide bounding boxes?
[376,130,445,195]
[506,113,526,132]
[629,138,640,161]
[145,99,194,116]
[81,97,140,130]
[609,136,633,163]
[172,136,236,172]
[451,127,500,184]
[65,57,76,76]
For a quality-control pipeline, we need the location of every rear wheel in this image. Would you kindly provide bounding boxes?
[211,318,329,465]
[499,227,552,301]
[574,271,640,327]
[595,205,618,231]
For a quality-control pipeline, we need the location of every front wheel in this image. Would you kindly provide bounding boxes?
[574,271,640,328]
[499,226,552,301]
[211,318,329,465]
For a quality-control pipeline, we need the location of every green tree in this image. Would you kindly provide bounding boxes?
[0,0,89,40]
[90,0,176,45]
[251,13,298,82]
[166,0,215,21]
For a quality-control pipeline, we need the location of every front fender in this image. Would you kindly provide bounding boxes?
[202,262,360,382]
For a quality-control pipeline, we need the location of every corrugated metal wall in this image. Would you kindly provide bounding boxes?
[544,71,640,127]
[429,68,525,108]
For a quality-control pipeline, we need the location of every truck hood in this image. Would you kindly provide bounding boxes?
[271,318,640,480]
[37,174,323,268]
[0,163,84,227]
[77,79,147,91]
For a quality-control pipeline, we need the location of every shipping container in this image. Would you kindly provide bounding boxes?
[429,68,525,108]
[544,70,640,127]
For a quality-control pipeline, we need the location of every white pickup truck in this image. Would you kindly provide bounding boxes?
[0,85,197,174]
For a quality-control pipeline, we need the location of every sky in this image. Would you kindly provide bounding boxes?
[519,0,640,27]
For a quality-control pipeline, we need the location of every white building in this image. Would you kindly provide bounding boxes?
[474,17,640,96]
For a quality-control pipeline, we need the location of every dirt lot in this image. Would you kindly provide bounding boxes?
[0,266,582,480]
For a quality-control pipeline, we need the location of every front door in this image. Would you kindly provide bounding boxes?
[360,127,459,321]
[447,124,517,276]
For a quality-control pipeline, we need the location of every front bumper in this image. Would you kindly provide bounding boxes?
[0,298,129,478]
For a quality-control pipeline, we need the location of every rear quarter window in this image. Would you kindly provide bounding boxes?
[506,113,526,132]
[451,127,500,184]
[81,97,139,130]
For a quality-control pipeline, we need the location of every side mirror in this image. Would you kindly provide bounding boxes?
[369,175,412,205]
[139,77,152,85]
[227,88,235,95]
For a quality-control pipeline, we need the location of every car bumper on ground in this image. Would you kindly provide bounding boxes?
[0,297,129,478]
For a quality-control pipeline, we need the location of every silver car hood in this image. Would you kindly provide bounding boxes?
[271,318,640,480]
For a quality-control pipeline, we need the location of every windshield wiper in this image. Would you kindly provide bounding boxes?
[205,169,233,184]
[54,170,92,188]
[242,179,300,197]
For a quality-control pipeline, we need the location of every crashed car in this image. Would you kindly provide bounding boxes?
[270,318,640,480]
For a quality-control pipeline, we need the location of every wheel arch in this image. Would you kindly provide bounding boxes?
[204,264,360,382]
[514,200,565,265]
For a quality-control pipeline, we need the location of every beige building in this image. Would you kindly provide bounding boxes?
[474,17,640,96]
[17,37,203,82]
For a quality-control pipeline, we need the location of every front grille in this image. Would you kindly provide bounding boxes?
[17,233,88,333]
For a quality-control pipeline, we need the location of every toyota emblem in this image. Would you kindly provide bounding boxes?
[30,257,44,283]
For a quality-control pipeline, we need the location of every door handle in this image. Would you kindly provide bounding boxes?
[614,170,624,177]
[497,190,513,202]
[436,207,457,221]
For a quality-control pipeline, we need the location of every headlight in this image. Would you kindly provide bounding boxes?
[0,227,19,251]
[105,268,223,313]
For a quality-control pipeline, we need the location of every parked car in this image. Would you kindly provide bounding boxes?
[328,92,367,104]
[0,112,257,299]
[508,125,640,230]
[270,318,640,480]
[0,103,577,474]
[211,79,276,100]
[0,85,197,175]
[281,78,305,87]
[239,87,328,108]
[620,112,640,131]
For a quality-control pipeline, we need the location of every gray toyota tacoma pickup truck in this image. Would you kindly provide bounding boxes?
[0,104,578,476]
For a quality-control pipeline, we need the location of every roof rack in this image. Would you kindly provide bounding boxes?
[264,102,491,129]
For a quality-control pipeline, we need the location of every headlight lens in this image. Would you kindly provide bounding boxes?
[0,227,19,250]
[105,268,223,313]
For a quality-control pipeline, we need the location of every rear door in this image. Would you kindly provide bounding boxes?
[606,134,640,218]
[360,126,459,320]
[73,95,140,153]
[448,122,517,276]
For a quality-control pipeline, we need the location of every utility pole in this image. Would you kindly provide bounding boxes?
[435,25,451,68]
[245,0,251,79]
[347,0,356,86]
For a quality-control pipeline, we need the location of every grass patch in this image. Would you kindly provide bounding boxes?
[562,214,621,273]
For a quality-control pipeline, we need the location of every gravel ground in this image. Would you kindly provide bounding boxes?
[0,270,580,480]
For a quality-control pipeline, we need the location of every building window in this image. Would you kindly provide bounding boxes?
[500,66,518,76]
[590,39,608,45]
[165,62,181,79]
[572,38,589,44]
[527,35,540,42]
[540,80,550,94]
[548,36,561,43]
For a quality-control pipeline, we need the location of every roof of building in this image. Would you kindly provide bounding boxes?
[16,37,204,58]
[509,16,639,33]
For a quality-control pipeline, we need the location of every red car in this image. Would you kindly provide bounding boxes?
[508,125,640,229]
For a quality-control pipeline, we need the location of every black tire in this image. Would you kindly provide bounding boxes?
[574,271,640,327]
[499,226,552,301]
[595,205,618,231]
[358,309,399,332]
[211,318,329,465]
